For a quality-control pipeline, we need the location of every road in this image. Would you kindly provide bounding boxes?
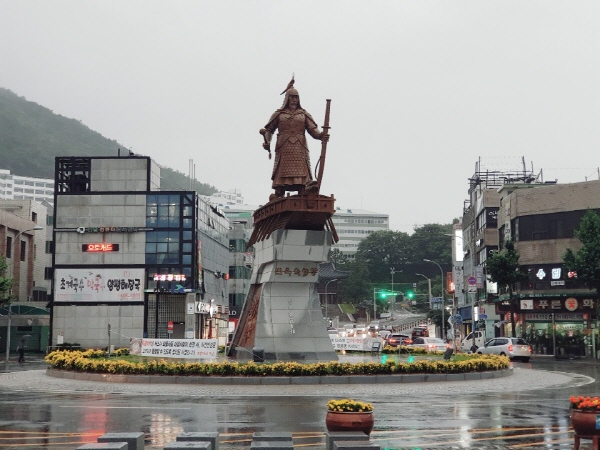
[0,355,598,449]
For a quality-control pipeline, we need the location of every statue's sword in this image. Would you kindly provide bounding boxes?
[316,99,331,188]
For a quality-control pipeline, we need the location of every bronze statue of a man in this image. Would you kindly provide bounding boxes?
[261,83,328,200]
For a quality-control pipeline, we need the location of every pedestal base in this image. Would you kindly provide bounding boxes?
[231,229,337,362]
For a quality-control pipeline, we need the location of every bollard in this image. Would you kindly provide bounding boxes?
[98,432,145,450]
[176,432,219,450]
[325,432,369,450]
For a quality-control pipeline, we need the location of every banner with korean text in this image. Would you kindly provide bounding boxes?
[55,268,145,302]
[129,338,217,359]
[329,336,384,352]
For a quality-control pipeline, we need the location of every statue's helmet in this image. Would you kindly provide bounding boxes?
[281,87,301,109]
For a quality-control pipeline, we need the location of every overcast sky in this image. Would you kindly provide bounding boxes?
[2,1,600,233]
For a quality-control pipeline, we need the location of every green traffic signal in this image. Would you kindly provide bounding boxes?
[379,290,388,299]
[406,290,415,299]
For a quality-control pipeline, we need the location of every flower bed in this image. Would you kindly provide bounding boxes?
[45,349,509,376]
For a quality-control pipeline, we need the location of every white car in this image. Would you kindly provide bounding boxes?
[409,337,450,353]
[477,337,532,362]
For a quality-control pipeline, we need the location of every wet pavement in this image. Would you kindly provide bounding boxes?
[0,353,599,449]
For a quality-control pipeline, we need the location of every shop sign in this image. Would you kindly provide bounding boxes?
[197,302,210,314]
[520,299,534,310]
[55,268,144,302]
[524,312,585,321]
[82,243,119,252]
[153,274,187,282]
[565,297,578,311]
[475,266,485,288]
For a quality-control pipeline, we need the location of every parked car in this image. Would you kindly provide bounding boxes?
[477,337,532,362]
[409,337,450,352]
[385,333,412,347]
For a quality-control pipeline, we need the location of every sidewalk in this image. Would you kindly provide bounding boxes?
[0,352,48,373]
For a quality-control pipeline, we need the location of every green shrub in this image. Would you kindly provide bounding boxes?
[45,350,509,377]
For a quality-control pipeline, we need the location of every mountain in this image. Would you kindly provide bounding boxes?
[0,88,216,195]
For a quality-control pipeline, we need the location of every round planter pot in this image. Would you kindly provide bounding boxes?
[571,409,600,435]
[325,411,374,435]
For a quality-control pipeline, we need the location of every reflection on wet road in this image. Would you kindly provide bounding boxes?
[0,357,598,449]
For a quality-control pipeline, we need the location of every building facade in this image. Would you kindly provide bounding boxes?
[51,156,230,349]
[495,179,599,355]
[331,208,389,259]
[0,169,55,205]
[0,199,50,352]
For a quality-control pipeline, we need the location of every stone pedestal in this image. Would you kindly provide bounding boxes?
[233,229,337,362]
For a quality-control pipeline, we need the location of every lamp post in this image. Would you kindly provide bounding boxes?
[415,273,432,309]
[423,259,445,340]
[390,267,401,315]
[324,278,338,325]
[5,225,43,363]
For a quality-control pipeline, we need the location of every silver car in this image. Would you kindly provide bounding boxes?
[477,337,532,362]
[409,337,450,353]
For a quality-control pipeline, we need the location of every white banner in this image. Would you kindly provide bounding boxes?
[329,336,384,352]
[55,268,145,302]
[129,338,218,359]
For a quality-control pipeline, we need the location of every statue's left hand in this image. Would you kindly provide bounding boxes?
[321,134,330,142]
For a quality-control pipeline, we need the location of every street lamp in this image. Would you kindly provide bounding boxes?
[5,225,43,363]
[324,278,338,325]
[415,273,432,309]
[390,267,401,314]
[423,259,445,340]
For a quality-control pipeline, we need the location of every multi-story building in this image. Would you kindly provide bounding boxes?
[331,208,389,259]
[0,199,50,352]
[495,179,599,355]
[460,164,504,340]
[0,169,55,205]
[202,188,244,206]
[51,156,230,349]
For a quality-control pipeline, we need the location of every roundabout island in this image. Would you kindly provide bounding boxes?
[44,348,512,385]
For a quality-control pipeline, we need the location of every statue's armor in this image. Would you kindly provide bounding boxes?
[265,108,321,190]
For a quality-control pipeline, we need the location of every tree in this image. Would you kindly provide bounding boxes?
[0,256,13,305]
[329,248,349,268]
[355,231,411,283]
[410,223,454,264]
[485,239,527,337]
[339,259,371,305]
[563,209,600,294]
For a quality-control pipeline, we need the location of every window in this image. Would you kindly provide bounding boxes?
[56,157,91,193]
[145,230,180,265]
[46,215,53,226]
[45,241,53,254]
[6,236,12,258]
[44,267,53,280]
[32,212,37,223]
[20,240,26,261]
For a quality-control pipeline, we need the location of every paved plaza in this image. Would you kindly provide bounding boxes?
[0,364,591,397]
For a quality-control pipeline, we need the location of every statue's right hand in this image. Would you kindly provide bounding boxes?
[263,143,270,151]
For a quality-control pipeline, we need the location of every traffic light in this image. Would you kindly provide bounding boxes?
[406,290,415,299]
[378,290,388,299]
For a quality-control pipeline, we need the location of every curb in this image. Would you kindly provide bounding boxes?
[46,367,513,385]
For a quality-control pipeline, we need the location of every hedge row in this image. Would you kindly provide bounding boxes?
[45,349,509,376]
